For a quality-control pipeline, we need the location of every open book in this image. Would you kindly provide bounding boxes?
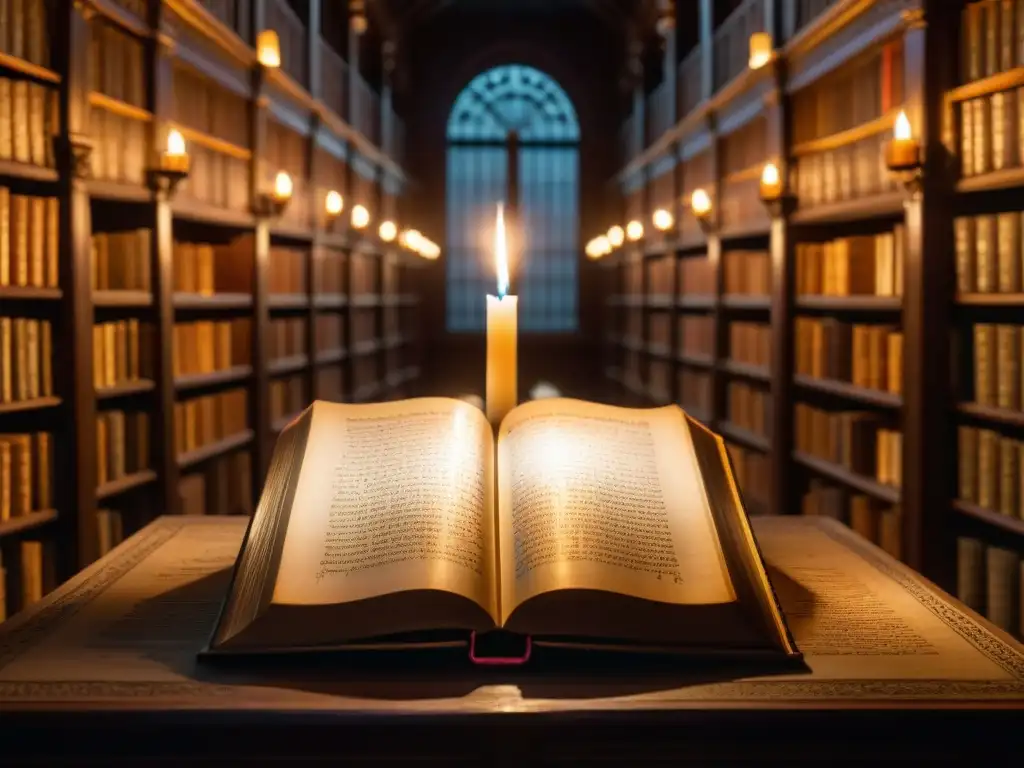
[207,397,798,660]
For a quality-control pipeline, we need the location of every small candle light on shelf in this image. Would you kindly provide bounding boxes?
[607,225,625,248]
[748,32,773,70]
[691,188,712,218]
[486,203,518,427]
[626,219,644,242]
[885,110,921,172]
[257,30,281,68]
[273,171,293,203]
[352,204,370,230]
[325,190,344,219]
[379,220,398,242]
[588,235,611,260]
[759,162,782,202]
[400,228,422,252]
[652,208,674,232]
[162,128,189,173]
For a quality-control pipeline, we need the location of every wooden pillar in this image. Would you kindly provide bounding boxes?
[145,0,180,520]
[628,34,645,156]
[780,0,797,42]
[250,52,272,483]
[307,0,323,99]
[698,0,714,100]
[381,39,395,158]
[763,62,794,518]
[660,1,677,117]
[900,3,957,590]
[348,0,363,135]
[54,0,97,572]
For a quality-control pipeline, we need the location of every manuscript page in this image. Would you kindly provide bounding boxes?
[272,398,497,619]
[496,398,735,623]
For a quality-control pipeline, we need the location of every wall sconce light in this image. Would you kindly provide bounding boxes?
[400,229,422,251]
[586,237,611,260]
[379,220,397,242]
[626,219,644,242]
[254,170,292,217]
[325,190,343,216]
[422,240,441,260]
[885,110,923,193]
[351,204,370,230]
[759,162,782,201]
[350,0,368,34]
[690,188,714,232]
[748,32,773,70]
[257,30,281,69]
[147,127,189,195]
[607,225,625,248]
[652,208,674,232]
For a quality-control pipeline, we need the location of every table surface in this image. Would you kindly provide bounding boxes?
[0,514,1022,762]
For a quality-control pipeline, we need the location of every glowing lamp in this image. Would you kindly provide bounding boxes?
[379,220,397,242]
[608,225,625,248]
[626,219,644,242]
[759,162,782,201]
[257,30,281,69]
[652,208,674,232]
[351,204,370,230]
[749,32,773,70]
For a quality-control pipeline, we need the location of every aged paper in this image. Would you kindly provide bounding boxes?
[754,518,1019,681]
[496,398,735,621]
[272,398,497,618]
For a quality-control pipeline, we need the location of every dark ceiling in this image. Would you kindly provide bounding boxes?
[376,0,658,37]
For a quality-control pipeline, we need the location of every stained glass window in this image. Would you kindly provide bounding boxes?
[446,65,580,332]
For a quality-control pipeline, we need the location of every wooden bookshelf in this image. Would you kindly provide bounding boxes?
[0,0,426,620]
[600,0,968,605]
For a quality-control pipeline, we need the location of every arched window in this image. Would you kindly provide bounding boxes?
[446,65,580,332]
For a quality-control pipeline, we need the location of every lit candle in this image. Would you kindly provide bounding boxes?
[486,203,517,427]
[607,225,625,248]
[257,30,281,69]
[379,220,397,242]
[273,171,293,202]
[652,208,674,231]
[162,128,189,173]
[759,162,782,201]
[352,204,370,230]
[885,110,920,171]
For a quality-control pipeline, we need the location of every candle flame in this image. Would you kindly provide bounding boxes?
[495,203,509,299]
[273,171,293,200]
[761,162,780,185]
[325,190,343,216]
[894,110,912,141]
[167,129,186,157]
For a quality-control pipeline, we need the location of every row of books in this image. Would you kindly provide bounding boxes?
[679,315,714,357]
[317,366,345,402]
[958,537,1023,640]
[173,240,252,295]
[96,410,150,488]
[794,232,904,297]
[91,230,151,292]
[958,425,1024,520]
[316,314,346,353]
[97,509,125,558]
[0,541,51,622]
[643,257,672,296]
[271,376,307,426]
[93,320,155,389]
[178,450,254,517]
[726,381,771,438]
[269,247,308,295]
[959,1,1024,178]
[724,443,770,514]
[794,318,903,394]
[1,0,50,67]
[319,251,347,295]
[0,77,56,170]
[730,322,771,368]
[723,251,770,296]
[954,214,1024,294]
[789,39,903,207]
[0,191,58,289]
[270,318,307,360]
[88,20,146,186]
[350,253,379,295]
[679,255,714,296]
[352,308,378,344]
[172,319,250,378]
[0,317,52,403]
[802,480,903,561]
[352,355,379,393]
[173,388,248,457]
[795,403,903,488]
[170,63,251,212]
[647,359,671,403]
[679,369,712,420]
[0,432,51,520]
[970,323,1024,408]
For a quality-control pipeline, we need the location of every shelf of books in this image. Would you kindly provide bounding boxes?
[949,0,1024,644]
[0,1,422,620]
[599,0,1024,631]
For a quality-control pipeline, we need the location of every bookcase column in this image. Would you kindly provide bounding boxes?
[698,0,714,101]
[146,1,181,519]
[763,63,794,519]
[348,0,364,135]
[54,0,98,571]
[899,3,958,590]
[628,35,644,158]
[706,116,724,429]
[250,66,272,485]
[307,0,323,101]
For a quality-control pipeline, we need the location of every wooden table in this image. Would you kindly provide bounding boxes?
[0,515,1022,764]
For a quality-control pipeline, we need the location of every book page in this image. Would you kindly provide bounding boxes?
[272,398,497,620]
[496,399,735,623]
